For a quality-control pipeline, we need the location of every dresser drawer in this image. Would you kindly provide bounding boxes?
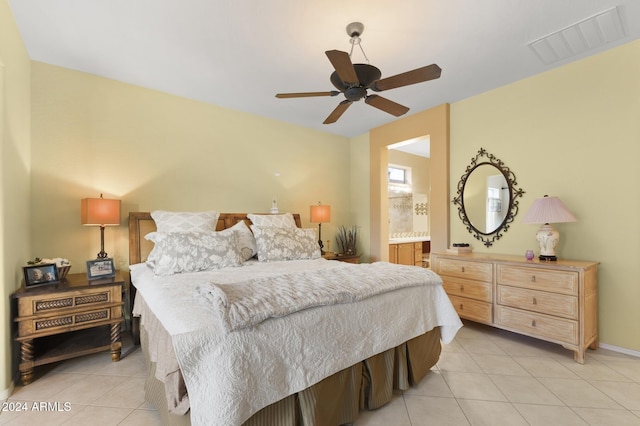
[443,277,492,302]
[436,258,493,282]
[497,265,578,295]
[497,285,578,319]
[495,305,578,345]
[448,295,492,324]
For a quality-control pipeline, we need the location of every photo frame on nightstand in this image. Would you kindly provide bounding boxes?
[86,258,116,280]
[23,263,60,287]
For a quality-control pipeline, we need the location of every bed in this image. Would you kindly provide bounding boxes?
[128,211,462,426]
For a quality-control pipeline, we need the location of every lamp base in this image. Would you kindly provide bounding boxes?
[535,224,560,261]
[538,254,557,261]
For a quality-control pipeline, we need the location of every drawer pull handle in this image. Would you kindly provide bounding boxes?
[532,320,536,327]
[460,284,464,291]
[461,266,465,273]
[531,275,536,283]
[459,304,463,310]
[532,297,537,305]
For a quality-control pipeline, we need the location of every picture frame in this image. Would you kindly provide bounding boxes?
[86,258,116,280]
[23,263,60,287]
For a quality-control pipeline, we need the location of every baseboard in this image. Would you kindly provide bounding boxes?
[599,342,640,359]
[1,381,15,400]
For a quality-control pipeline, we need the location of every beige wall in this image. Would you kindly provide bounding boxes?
[0,0,32,397]
[450,40,640,352]
[30,62,353,273]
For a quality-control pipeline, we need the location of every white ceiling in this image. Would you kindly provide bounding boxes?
[8,1,640,138]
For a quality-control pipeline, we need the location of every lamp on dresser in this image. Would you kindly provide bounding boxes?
[522,195,576,261]
[310,202,331,254]
[81,194,121,259]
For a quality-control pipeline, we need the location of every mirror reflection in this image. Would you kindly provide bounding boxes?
[462,164,509,234]
[453,148,525,247]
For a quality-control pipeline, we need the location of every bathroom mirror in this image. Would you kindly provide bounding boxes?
[452,148,524,247]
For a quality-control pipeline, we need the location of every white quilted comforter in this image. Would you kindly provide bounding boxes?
[131,259,462,426]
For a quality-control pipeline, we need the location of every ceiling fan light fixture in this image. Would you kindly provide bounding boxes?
[346,22,364,38]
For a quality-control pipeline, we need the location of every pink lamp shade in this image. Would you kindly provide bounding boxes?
[310,204,331,223]
[521,195,576,224]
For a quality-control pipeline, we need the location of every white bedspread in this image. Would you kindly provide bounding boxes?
[198,262,443,332]
[131,259,462,426]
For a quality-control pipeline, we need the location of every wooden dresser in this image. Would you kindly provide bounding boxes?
[431,252,598,363]
[12,272,124,384]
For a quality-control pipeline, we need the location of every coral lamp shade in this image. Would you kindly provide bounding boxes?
[310,204,331,223]
[81,197,121,226]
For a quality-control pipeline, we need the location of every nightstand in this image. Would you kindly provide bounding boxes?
[12,271,125,385]
[322,253,360,264]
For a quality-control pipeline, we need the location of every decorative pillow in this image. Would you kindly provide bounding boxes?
[151,210,220,233]
[145,231,242,275]
[251,226,320,262]
[247,213,296,228]
[217,221,257,261]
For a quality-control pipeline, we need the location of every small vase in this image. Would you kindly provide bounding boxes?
[525,250,535,261]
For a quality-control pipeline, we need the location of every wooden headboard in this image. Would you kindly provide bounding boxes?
[128,212,303,265]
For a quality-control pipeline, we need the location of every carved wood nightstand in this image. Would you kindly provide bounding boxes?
[12,271,124,385]
[322,253,360,264]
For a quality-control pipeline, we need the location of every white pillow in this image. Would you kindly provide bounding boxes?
[247,213,296,228]
[151,210,220,233]
[145,231,242,275]
[217,221,258,261]
[251,226,320,262]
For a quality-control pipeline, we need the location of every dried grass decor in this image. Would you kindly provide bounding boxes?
[336,225,358,255]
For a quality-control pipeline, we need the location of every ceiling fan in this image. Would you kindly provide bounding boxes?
[275,22,442,124]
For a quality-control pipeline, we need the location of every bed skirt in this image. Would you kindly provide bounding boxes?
[140,325,442,426]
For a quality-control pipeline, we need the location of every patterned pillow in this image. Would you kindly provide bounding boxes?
[145,231,242,275]
[247,213,296,228]
[151,210,220,233]
[251,226,320,262]
[217,221,257,261]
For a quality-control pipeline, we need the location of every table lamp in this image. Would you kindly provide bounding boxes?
[81,194,121,259]
[522,195,576,261]
[310,202,331,254]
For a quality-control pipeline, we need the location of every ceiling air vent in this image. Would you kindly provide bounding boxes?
[528,6,625,65]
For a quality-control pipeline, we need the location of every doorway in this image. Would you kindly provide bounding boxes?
[369,104,449,261]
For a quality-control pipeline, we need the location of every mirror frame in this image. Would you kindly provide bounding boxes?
[452,148,525,247]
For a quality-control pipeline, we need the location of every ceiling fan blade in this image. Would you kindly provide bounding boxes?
[365,95,410,117]
[325,50,359,85]
[371,64,442,92]
[323,100,352,124]
[276,91,340,98]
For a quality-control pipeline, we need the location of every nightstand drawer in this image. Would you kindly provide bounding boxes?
[497,265,578,295]
[448,295,492,324]
[497,285,578,319]
[443,277,492,302]
[18,288,120,318]
[18,306,119,339]
[435,258,493,282]
[495,305,578,345]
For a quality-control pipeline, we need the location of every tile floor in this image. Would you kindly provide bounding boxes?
[2,321,640,425]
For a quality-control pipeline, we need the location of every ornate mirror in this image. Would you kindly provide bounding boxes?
[452,148,525,247]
